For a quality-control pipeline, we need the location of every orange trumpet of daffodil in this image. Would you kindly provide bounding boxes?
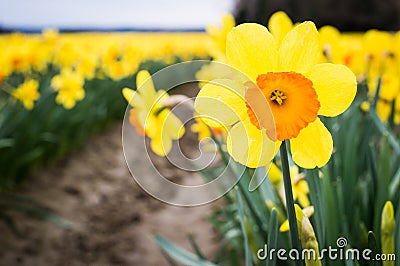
[195,21,357,168]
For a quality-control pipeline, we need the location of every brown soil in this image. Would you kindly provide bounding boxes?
[0,121,220,266]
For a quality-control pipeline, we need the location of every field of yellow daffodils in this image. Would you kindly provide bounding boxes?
[0,31,211,187]
[1,11,400,266]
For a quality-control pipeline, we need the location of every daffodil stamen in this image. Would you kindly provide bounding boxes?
[270,89,287,105]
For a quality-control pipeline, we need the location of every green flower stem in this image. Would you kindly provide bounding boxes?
[280,140,303,265]
[371,76,382,110]
[236,172,268,237]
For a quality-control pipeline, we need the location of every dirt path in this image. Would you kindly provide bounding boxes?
[0,121,219,266]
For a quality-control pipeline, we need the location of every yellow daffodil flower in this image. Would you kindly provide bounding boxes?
[195,21,357,168]
[122,70,185,156]
[363,30,395,71]
[11,79,40,110]
[206,14,235,61]
[367,72,400,123]
[51,68,85,109]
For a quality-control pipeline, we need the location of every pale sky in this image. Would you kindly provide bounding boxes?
[0,0,236,30]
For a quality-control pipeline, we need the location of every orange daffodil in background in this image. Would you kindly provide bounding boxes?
[195,21,357,169]
[123,70,185,156]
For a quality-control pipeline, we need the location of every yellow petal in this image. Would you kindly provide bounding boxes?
[136,70,157,109]
[143,113,158,137]
[377,100,392,122]
[150,130,172,157]
[158,109,185,140]
[279,220,289,232]
[147,109,185,156]
[226,118,276,168]
[206,24,218,37]
[222,14,235,30]
[319,25,341,44]
[268,11,293,45]
[194,79,248,128]
[290,118,333,168]
[153,90,170,111]
[136,70,151,89]
[267,163,282,185]
[279,22,320,73]
[307,63,357,117]
[226,23,278,81]
[280,204,305,232]
[122,88,145,109]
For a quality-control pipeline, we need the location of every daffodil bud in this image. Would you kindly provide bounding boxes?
[381,201,395,266]
[279,204,314,234]
[301,217,322,266]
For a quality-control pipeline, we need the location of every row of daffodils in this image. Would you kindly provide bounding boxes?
[0,31,211,187]
[0,31,211,109]
[122,13,400,265]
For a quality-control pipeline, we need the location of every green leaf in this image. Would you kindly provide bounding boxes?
[320,168,340,252]
[0,192,78,229]
[188,234,206,260]
[255,167,280,205]
[236,188,252,266]
[160,250,179,266]
[154,234,218,266]
[228,249,242,266]
[237,167,269,239]
[345,256,354,266]
[306,168,325,248]
[0,138,14,149]
[0,203,76,229]
[374,136,391,237]
[368,231,381,266]
[266,208,278,266]
[389,168,400,200]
